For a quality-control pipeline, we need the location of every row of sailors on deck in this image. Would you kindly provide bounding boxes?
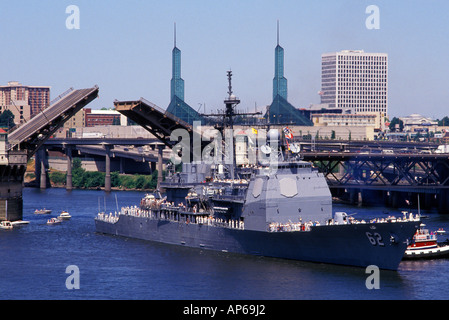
[140,195,166,210]
[140,195,199,212]
[99,205,245,230]
[212,178,248,184]
[96,212,119,223]
[269,221,320,232]
[328,212,421,225]
[269,212,421,231]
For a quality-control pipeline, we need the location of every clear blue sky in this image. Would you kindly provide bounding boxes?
[0,0,447,119]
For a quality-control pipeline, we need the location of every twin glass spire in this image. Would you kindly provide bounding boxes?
[171,21,287,103]
[167,23,204,125]
[273,20,288,101]
[170,23,185,101]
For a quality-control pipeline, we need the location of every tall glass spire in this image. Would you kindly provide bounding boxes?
[167,24,204,125]
[273,21,287,100]
[171,23,185,101]
[265,21,312,126]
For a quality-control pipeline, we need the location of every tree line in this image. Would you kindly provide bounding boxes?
[49,158,159,190]
[389,116,449,132]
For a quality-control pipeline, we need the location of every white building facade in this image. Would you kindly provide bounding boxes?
[321,50,388,118]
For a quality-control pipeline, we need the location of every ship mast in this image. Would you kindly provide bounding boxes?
[201,71,261,180]
[223,70,240,130]
[223,71,239,179]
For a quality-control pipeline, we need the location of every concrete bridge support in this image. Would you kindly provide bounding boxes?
[157,145,164,190]
[0,151,28,221]
[66,146,72,191]
[438,190,449,214]
[391,191,400,208]
[104,145,112,192]
[348,189,360,205]
[36,148,50,190]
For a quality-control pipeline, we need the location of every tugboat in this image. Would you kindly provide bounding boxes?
[404,224,449,260]
[95,71,421,270]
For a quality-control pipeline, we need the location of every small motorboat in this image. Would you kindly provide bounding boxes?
[58,211,71,220]
[47,218,62,225]
[0,221,14,230]
[404,224,449,260]
[436,228,446,235]
[34,208,52,215]
[11,220,30,227]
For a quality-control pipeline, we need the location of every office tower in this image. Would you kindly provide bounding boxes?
[321,50,388,116]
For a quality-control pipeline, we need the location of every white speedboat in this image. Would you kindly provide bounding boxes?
[58,211,71,220]
[0,221,13,230]
[47,218,62,225]
[11,220,30,227]
[34,209,52,215]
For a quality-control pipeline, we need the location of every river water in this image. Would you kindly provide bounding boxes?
[0,187,448,300]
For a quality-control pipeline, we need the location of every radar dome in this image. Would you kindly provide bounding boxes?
[267,129,280,142]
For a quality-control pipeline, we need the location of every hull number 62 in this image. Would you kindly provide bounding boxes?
[366,232,385,246]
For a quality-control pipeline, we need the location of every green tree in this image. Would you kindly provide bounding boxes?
[83,171,105,188]
[111,171,120,187]
[50,171,66,184]
[389,117,404,132]
[134,175,147,189]
[438,116,449,126]
[0,110,15,129]
[120,175,137,189]
[72,158,86,188]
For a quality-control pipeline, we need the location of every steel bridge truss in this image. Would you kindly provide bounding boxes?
[304,153,449,190]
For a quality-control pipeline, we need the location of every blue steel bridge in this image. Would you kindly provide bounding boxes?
[302,151,449,212]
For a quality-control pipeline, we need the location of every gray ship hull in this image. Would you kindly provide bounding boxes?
[95,215,419,270]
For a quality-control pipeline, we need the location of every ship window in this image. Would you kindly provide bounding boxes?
[252,178,263,198]
[279,178,298,198]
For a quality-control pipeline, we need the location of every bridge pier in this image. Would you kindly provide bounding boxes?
[37,148,50,189]
[426,193,436,209]
[391,191,400,208]
[157,145,164,190]
[66,146,73,191]
[438,190,449,214]
[104,145,113,192]
[348,189,360,205]
[0,151,28,221]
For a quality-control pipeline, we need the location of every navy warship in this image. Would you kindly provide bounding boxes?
[95,72,420,270]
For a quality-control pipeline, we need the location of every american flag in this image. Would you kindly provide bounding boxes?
[283,127,293,140]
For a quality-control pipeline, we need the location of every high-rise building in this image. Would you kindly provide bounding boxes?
[0,81,50,124]
[265,22,313,126]
[166,24,203,125]
[320,50,388,116]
